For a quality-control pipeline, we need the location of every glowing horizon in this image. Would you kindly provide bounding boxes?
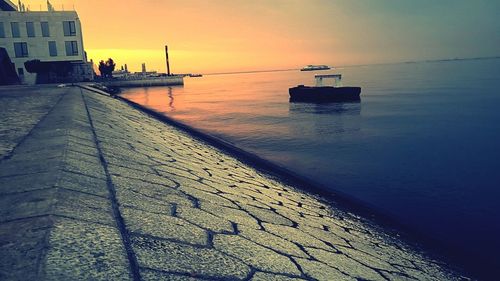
[21,0,500,73]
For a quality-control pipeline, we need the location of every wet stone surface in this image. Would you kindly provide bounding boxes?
[0,85,469,280]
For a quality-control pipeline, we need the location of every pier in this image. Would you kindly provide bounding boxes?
[102,75,184,88]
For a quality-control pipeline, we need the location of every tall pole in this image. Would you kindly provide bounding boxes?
[165,45,171,76]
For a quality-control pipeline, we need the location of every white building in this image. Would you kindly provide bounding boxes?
[0,0,93,84]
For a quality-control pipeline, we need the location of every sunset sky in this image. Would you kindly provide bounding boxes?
[23,0,500,73]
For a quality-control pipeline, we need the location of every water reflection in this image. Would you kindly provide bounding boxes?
[288,101,361,137]
[289,101,361,115]
[167,87,175,111]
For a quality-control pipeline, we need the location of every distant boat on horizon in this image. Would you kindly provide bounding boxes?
[300,65,331,71]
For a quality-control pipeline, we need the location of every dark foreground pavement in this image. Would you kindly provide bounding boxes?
[0,85,468,280]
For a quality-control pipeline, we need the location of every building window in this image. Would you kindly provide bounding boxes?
[18,68,24,76]
[65,41,78,56]
[14,42,29,57]
[48,41,57,57]
[26,22,35,37]
[11,22,20,38]
[63,21,76,36]
[41,22,50,37]
[0,22,5,38]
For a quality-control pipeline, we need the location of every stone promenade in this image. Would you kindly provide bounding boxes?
[0,85,467,280]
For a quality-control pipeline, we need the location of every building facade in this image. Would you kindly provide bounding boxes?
[0,0,93,84]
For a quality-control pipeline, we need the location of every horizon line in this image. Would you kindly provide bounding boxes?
[198,55,500,76]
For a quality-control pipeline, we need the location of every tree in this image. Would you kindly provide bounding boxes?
[98,58,116,78]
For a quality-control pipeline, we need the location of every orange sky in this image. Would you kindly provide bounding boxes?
[23,0,500,73]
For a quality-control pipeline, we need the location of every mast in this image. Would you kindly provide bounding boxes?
[165,45,171,76]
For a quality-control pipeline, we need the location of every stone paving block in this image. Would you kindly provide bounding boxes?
[55,170,109,198]
[381,271,421,281]
[336,245,398,272]
[0,188,56,223]
[107,164,157,179]
[391,265,441,281]
[237,225,309,258]
[213,234,302,276]
[131,235,251,280]
[12,137,67,157]
[263,223,331,250]
[0,157,61,178]
[240,205,294,226]
[122,207,208,245]
[176,205,234,233]
[367,245,417,269]
[201,202,261,229]
[272,198,324,218]
[186,165,218,180]
[306,247,386,281]
[45,218,132,280]
[109,169,178,187]
[4,148,65,164]
[28,127,67,139]
[0,171,56,195]
[251,272,307,281]
[140,269,208,281]
[111,177,193,206]
[130,147,176,164]
[0,86,64,158]
[63,155,107,180]
[110,174,173,192]
[0,216,53,280]
[181,185,239,208]
[275,212,323,230]
[312,216,361,241]
[52,189,115,226]
[293,258,356,281]
[68,129,96,143]
[201,173,243,189]
[219,190,273,210]
[173,176,220,194]
[65,151,102,168]
[155,164,203,182]
[116,188,174,215]
[99,143,154,163]
[0,187,115,226]
[106,158,158,173]
[298,225,351,248]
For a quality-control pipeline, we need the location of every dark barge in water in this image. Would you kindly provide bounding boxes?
[289,74,361,102]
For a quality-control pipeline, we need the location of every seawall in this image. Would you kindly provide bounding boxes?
[103,76,184,88]
[0,85,468,280]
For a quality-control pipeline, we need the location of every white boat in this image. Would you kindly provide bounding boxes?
[300,65,331,71]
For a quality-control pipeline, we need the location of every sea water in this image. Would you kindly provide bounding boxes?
[121,58,500,277]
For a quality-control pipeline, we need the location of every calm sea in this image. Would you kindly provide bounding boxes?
[121,58,500,278]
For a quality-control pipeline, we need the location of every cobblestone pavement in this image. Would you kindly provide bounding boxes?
[0,85,65,158]
[0,86,468,280]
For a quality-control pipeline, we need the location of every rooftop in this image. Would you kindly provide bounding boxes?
[0,0,16,11]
